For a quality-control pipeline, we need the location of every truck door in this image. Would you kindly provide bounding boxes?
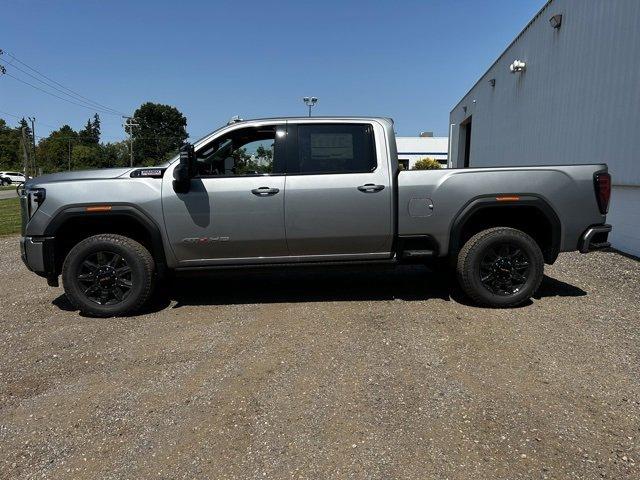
[284,122,394,258]
[162,123,289,265]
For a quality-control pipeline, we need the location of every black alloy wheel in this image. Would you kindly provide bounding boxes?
[77,251,133,305]
[478,242,531,296]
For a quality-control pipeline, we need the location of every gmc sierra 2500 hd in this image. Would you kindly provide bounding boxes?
[19,117,612,316]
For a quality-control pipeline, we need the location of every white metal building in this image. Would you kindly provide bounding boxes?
[449,0,640,257]
[396,134,448,169]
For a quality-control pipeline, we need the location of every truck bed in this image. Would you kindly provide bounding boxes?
[397,164,607,256]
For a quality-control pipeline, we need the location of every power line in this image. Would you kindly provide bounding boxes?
[0,110,60,130]
[1,50,126,116]
[0,109,22,119]
[0,59,124,116]
[3,72,122,116]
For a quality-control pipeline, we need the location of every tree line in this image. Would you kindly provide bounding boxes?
[0,102,188,174]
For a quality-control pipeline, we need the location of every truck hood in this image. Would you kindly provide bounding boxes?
[26,168,133,187]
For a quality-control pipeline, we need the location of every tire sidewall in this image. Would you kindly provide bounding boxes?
[62,237,152,317]
[464,229,544,307]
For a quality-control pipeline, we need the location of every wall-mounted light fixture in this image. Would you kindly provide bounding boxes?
[488,78,496,87]
[462,106,467,114]
[549,14,562,29]
[509,60,526,73]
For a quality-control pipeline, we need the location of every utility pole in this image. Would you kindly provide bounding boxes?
[123,116,139,167]
[27,116,37,174]
[68,138,72,171]
[20,127,31,178]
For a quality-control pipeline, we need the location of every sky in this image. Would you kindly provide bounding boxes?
[1,0,545,143]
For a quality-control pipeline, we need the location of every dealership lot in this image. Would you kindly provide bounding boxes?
[1,235,638,479]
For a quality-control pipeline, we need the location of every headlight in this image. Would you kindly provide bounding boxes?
[24,187,46,218]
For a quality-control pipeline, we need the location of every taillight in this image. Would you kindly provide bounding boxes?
[594,172,611,214]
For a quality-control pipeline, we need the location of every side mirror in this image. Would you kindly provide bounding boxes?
[173,143,195,193]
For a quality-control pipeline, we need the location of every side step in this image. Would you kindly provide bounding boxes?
[402,249,435,259]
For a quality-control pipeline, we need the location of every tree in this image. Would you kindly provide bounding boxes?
[37,125,78,173]
[18,118,32,144]
[412,157,442,170]
[92,113,101,143]
[0,119,23,171]
[132,102,188,165]
[71,144,103,170]
[101,141,129,168]
[78,113,101,146]
[255,145,273,162]
[1,102,187,173]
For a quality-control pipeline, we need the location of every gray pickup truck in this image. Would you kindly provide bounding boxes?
[19,117,612,316]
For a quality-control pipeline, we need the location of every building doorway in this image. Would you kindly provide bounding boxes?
[458,116,472,168]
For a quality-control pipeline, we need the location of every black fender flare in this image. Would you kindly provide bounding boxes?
[43,203,167,272]
[449,194,562,263]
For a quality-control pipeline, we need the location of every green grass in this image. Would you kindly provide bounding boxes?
[0,185,18,191]
[0,197,21,236]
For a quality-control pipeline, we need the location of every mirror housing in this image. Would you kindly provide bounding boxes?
[173,143,195,193]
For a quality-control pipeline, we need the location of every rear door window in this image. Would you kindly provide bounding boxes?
[290,124,376,174]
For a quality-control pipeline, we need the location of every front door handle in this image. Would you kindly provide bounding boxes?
[251,186,280,196]
[357,184,385,193]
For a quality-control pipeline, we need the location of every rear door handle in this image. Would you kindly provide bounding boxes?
[251,186,280,196]
[357,184,385,193]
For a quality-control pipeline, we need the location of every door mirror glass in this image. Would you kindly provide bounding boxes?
[173,143,194,193]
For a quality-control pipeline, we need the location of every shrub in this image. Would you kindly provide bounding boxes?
[412,157,442,170]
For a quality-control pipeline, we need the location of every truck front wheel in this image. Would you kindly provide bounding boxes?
[456,227,544,307]
[62,234,156,317]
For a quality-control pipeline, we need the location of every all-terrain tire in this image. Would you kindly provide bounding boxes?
[456,227,544,308]
[62,234,155,317]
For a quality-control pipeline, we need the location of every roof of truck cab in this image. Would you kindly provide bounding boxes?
[227,116,393,124]
[191,116,394,148]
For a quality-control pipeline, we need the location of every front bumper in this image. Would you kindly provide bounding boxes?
[20,236,58,286]
[578,224,612,253]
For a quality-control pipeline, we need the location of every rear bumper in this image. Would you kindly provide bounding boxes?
[578,224,612,253]
[20,236,58,286]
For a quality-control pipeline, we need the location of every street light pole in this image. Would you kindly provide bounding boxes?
[303,96,318,117]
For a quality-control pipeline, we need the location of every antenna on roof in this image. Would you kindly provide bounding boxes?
[227,115,244,125]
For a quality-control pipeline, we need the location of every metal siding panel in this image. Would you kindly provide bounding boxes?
[607,186,640,257]
[449,0,640,185]
[448,0,640,254]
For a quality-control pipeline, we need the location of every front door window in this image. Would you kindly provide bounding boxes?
[195,126,283,177]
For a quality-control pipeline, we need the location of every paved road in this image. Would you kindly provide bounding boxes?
[0,188,19,200]
[0,235,638,479]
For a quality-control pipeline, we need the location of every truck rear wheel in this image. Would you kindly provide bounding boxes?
[62,234,155,317]
[456,227,544,307]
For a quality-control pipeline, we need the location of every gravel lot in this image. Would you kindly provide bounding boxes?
[1,235,639,479]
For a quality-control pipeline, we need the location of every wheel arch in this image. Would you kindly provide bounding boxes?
[449,195,561,264]
[44,204,166,275]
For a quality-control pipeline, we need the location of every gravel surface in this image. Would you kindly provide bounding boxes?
[1,235,639,479]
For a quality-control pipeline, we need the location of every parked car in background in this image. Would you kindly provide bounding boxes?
[19,117,612,316]
[1,171,27,185]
